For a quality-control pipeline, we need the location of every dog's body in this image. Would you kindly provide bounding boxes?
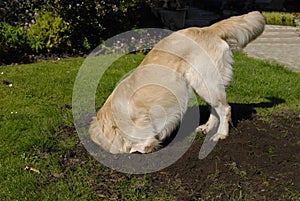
[89,11,265,154]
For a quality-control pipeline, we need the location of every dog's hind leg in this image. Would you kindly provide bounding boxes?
[184,39,233,141]
[198,98,231,141]
[196,107,218,134]
[209,102,231,141]
[192,80,231,141]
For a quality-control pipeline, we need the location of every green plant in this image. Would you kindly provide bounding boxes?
[28,11,70,53]
[0,22,28,50]
[262,11,296,26]
[0,22,31,64]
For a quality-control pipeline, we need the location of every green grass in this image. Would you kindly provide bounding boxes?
[0,52,300,200]
[229,51,300,113]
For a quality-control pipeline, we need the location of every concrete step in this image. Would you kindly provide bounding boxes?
[259,32,298,38]
[244,44,300,73]
[252,37,300,44]
[265,25,298,31]
[250,24,300,44]
[244,25,300,73]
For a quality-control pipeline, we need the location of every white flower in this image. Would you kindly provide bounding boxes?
[9,84,13,87]
[1,72,3,75]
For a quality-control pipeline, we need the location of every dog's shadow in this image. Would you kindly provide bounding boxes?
[162,97,285,147]
[199,97,286,127]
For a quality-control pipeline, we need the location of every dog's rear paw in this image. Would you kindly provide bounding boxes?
[210,133,228,141]
[196,124,209,134]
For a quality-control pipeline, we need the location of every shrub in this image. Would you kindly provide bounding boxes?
[27,11,70,53]
[0,0,148,63]
[0,22,31,64]
[0,0,48,25]
[48,0,147,53]
[262,12,296,26]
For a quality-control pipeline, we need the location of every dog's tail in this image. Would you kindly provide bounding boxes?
[208,11,265,48]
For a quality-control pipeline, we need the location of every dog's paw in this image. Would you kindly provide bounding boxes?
[196,124,209,134]
[210,133,228,142]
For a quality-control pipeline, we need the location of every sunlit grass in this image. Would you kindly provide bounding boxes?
[228,51,300,113]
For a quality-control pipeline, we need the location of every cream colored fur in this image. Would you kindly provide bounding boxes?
[89,11,265,154]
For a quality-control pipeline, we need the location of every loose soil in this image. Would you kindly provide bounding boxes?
[153,110,300,200]
[54,110,300,200]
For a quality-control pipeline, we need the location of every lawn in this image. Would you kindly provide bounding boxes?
[0,52,299,200]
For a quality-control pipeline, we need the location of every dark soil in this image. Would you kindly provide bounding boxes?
[54,110,300,200]
[153,110,300,200]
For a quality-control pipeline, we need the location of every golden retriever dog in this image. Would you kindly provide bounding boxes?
[89,11,265,154]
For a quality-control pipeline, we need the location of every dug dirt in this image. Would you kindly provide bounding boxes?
[152,110,300,200]
[57,110,300,200]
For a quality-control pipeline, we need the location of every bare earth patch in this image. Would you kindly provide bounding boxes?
[54,110,300,200]
[152,110,300,200]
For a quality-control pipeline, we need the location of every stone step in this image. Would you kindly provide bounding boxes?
[260,34,299,38]
[265,25,298,30]
[252,24,300,44]
[244,24,300,73]
[264,29,297,32]
[250,41,300,45]
[259,32,298,38]
[251,37,300,44]
[244,44,300,73]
